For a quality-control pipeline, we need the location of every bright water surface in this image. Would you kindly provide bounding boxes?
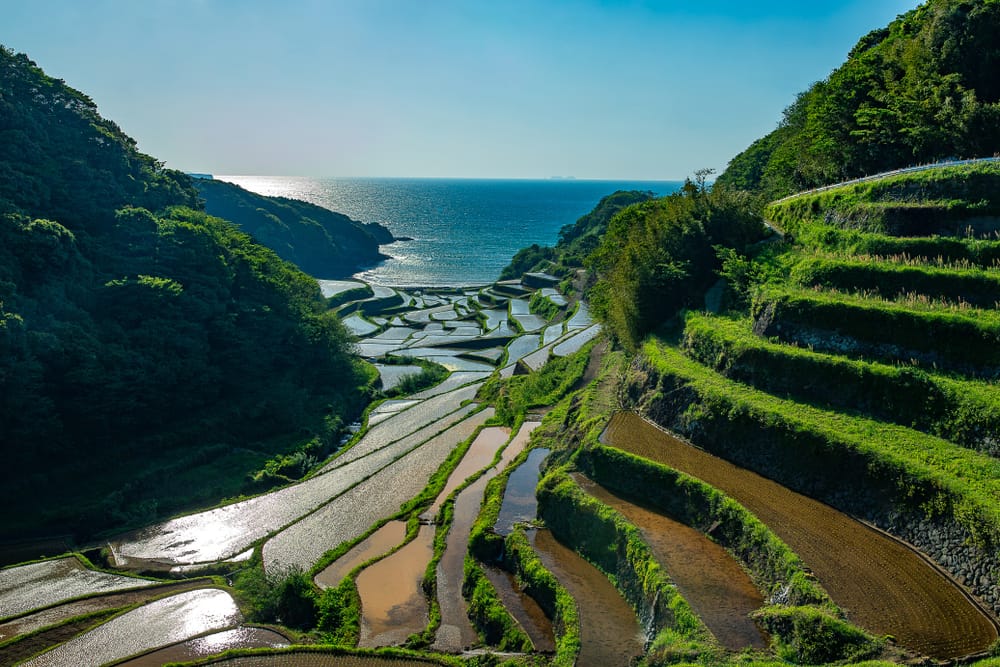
[218,176,682,286]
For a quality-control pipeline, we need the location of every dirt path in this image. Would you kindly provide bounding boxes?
[603,411,999,659]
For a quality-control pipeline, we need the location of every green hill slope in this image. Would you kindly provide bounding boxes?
[0,46,373,538]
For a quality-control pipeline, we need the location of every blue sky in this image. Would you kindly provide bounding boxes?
[5,0,917,179]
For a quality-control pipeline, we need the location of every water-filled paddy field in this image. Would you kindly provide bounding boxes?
[530,530,645,667]
[22,588,241,667]
[603,411,999,658]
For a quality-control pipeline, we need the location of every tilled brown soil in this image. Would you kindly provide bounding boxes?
[603,411,999,659]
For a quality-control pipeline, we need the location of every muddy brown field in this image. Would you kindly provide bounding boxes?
[603,411,998,659]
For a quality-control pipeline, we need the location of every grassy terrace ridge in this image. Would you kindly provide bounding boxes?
[641,338,1000,550]
[751,284,1000,373]
[787,253,1000,307]
[682,312,1000,455]
[764,161,1000,237]
[790,223,1000,268]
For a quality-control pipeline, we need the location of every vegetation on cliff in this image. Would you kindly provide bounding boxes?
[498,189,655,280]
[717,0,1000,198]
[0,46,372,538]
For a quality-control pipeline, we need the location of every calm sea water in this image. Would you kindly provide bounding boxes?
[218,176,682,286]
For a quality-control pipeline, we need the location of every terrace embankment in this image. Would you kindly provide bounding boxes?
[602,410,998,659]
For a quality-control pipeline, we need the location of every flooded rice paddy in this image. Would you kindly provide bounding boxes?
[318,279,366,298]
[324,384,482,471]
[0,581,204,642]
[504,334,542,365]
[530,529,645,667]
[22,588,241,667]
[495,449,550,535]
[357,525,435,647]
[483,566,555,653]
[405,371,491,399]
[112,400,479,569]
[426,426,511,519]
[0,557,153,619]
[375,364,424,391]
[117,626,289,666]
[431,427,513,652]
[314,521,408,590]
[603,411,999,659]
[264,409,494,571]
[571,473,768,650]
[552,323,601,356]
[9,279,597,664]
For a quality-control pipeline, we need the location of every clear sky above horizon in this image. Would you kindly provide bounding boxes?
[5,0,918,180]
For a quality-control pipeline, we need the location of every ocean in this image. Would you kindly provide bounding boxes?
[217,176,683,286]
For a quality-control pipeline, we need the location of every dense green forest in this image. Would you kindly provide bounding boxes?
[196,178,394,278]
[0,46,373,538]
[717,0,1000,199]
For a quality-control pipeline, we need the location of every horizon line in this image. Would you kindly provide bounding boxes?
[203,173,689,182]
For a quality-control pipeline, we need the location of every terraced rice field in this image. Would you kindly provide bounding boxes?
[112,399,480,568]
[264,409,495,571]
[357,525,435,648]
[22,589,241,667]
[314,521,408,590]
[0,580,207,642]
[206,653,447,666]
[432,423,539,652]
[8,279,591,665]
[0,557,153,619]
[603,411,999,659]
[483,567,555,653]
[118,627,289,666]
[495,449,551,535]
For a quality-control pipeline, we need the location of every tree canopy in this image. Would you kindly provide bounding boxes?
[717,0,1000,199]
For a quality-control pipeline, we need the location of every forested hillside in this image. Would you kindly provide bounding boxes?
[0,46,372,538]
[196,178,394,278]
[498,189,654,280]
[717,0,1000,199]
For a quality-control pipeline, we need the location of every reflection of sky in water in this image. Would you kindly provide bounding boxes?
[495,448,550,535]
[23,589,240,667]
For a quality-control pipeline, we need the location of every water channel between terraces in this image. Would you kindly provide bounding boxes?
[603,411,999,659]
[571,473,768,650]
